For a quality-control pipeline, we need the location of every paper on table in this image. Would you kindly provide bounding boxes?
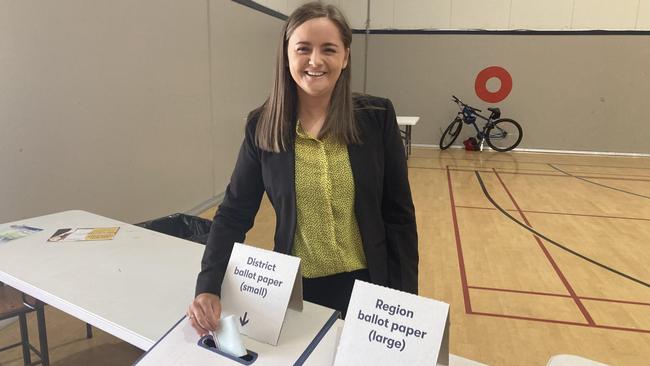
[0,225,43,243]
[47,227,119,242]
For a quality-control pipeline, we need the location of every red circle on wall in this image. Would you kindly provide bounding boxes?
[475,66,512,103]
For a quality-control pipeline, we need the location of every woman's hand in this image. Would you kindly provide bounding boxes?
[188,293,222,336]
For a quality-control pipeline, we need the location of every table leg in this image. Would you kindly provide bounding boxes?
[18,313,32,365]
[36,304,50,366]
[407,125,412,157]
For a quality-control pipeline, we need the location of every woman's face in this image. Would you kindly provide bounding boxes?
[287,17,349,101]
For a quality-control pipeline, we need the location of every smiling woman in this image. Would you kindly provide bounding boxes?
[189,1,418,336]
[256,2,358,152]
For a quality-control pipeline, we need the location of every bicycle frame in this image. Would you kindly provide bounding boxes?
[453,99,497,150]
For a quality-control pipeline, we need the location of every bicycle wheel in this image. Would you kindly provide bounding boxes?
[439,118,463,150]
[485,118,522,152]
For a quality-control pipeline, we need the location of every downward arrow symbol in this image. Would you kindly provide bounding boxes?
[240,312,250,326]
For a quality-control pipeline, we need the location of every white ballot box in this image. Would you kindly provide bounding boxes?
[133,301,339,366]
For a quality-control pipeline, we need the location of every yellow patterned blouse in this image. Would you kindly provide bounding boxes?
[292,120,367,278]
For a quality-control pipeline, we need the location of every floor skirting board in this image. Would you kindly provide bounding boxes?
[412,144,650,158]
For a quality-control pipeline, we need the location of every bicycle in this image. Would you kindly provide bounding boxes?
[439,95,523,152]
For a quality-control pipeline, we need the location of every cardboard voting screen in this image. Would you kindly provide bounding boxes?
[134,302,340,366]
[334,280,450,366]
[220,243,302,345]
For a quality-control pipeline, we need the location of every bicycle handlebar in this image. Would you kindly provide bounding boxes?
[451,95,482,112]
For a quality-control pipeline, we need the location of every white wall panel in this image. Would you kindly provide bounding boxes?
[572,0,638,29]
[370,0,394,29]
[287,0,309,15]
[510,0,573,30]
[451,0,512,29]
[339,0,368,29]
[637,0,650,29]
[253,0,650,31]
[394,0,451,29]
[287,1,347,17]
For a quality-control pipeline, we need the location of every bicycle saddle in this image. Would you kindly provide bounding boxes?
[488,107,501,119]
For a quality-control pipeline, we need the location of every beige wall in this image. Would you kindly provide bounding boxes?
[0,0,283,223]
[209,0,283,212]
[362,34,650,154]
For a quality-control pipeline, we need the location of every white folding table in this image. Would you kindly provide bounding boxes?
[1,210,487,365]
[396,116,420,158]
[0,210,203,350]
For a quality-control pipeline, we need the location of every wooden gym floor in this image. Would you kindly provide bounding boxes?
[405,148,650,365]
[1,148,648,365]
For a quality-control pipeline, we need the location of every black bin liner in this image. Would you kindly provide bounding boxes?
[137,213,212,244]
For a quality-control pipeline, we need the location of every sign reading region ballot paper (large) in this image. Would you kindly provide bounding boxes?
[334,280,450,366]
[220,243,302,346]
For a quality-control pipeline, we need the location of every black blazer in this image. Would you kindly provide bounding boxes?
[196,95,418,297]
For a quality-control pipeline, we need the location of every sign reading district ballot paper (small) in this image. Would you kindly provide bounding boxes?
[220,243,302,346]
[334,280,450,366]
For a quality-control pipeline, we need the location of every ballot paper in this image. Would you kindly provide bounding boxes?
[47,227,119,242]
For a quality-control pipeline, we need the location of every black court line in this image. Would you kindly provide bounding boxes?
[549,164,650,199]
[474,170,650,289]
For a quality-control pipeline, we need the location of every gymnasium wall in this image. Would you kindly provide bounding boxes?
[357,33,650,153]
[0,0,283,223]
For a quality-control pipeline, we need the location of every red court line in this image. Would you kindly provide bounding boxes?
[455,205,650,222]
[471,311,589,327]
[449,167,650,182]
[469,285,571,299]
[492,169,596,326]
[580,296,650,307]
[469,285,650,306]
[448,164,650,179]
[408,165,650,182]
[567,175,650,182]
[408,166,446,171]
[408,160,559,174]
[430,155,650,171]
[446,166,472,313]
[412,166,565,178]
[471,311,650,334]
[567,172,650,179]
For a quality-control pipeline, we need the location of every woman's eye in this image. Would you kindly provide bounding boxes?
[297,47,310,53]
[324,48,336,53]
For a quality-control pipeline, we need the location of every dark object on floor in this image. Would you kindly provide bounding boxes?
[137,213,212,244]
[463,137,479,151]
